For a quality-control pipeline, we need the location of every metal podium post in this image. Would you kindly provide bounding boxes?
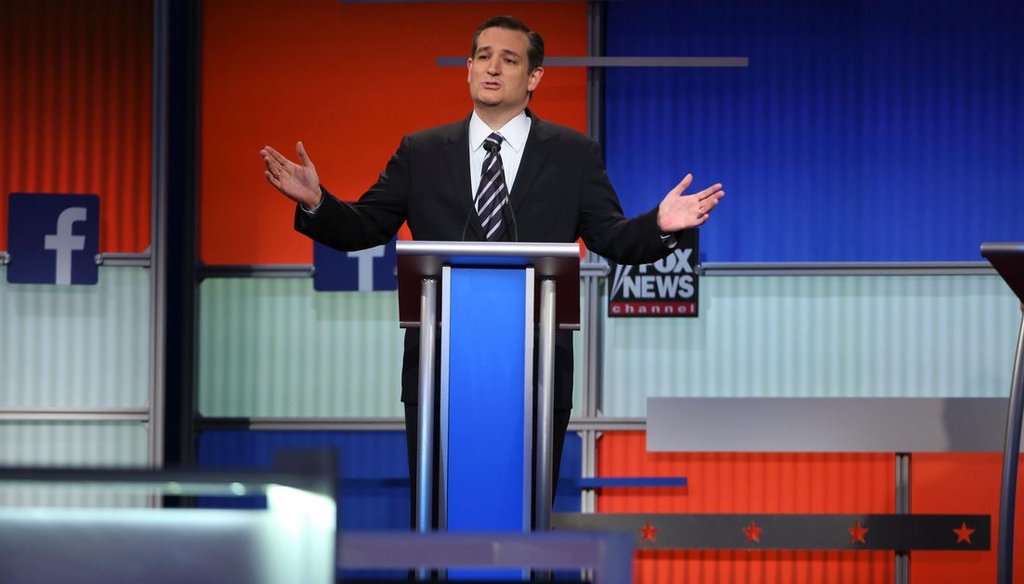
[415,278,437,536]
[981,242,1024,584]
[534,277,557,532]
[997,310,1024,584]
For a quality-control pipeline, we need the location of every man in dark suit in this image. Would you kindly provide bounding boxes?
[261,15,724,523]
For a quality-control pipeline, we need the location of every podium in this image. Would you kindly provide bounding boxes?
[981,242,1024,584]
[396,241,580,544]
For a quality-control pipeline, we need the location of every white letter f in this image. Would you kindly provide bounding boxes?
[44,207,87,285]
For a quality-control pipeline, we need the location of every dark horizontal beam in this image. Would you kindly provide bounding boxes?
[554,513,990,551]
[437,56,748,68]
[196,264,314,279]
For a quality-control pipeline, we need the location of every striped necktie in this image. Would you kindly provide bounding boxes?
[475,132,509,241]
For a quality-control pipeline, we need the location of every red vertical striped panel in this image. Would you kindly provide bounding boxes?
[597,432,895,583]
[199,0,588,265]
[0,0,152,253]
[910,453,1024,582]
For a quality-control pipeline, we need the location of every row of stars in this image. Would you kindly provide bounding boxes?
[637,520,976,545]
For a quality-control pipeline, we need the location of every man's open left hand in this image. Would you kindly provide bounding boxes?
[656,173,725,233]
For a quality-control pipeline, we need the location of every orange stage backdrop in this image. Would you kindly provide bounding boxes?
[598,432,896,583]
[911,453,1024,582]
[0,0,152,253]
[598,434,1024,582]
[199,0,588,265]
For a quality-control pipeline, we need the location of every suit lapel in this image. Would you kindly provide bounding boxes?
[509,109,551,215]
[443,117,485,240]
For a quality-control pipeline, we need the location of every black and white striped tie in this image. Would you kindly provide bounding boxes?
[475,133,509,241]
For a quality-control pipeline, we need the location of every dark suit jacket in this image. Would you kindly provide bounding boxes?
[295,111,677,409]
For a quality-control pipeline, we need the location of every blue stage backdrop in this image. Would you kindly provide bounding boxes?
[604,0,1023,262]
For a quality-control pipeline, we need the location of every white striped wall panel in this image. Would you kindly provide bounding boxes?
[0,267,150,408]
[602,274,1021,417]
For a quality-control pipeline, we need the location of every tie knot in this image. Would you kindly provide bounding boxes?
[484,133,503,153]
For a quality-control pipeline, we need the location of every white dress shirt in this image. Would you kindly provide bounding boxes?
[468,109,531,200]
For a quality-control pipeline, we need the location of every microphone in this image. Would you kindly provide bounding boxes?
[502,196,519,242]
[486,139,518,241]
[461,196,519,242]
[460,206,473,241]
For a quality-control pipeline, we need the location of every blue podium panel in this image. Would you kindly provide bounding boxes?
[444,267,530,581]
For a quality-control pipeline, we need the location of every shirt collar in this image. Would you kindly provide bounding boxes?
[469,110,531,154]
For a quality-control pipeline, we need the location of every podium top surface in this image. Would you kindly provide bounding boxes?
[396,241,581,329]
[397,240,579,270]
[981,242,1024,303]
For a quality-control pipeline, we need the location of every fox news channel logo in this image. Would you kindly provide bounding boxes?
[607,231,699,318]
[7,193,100,286]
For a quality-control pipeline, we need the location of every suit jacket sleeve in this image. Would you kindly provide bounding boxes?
[576,138,677,265]
[293,136,411,251]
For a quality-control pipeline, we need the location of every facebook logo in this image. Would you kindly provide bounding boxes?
[313,238,397,292]
[7,193,100,285]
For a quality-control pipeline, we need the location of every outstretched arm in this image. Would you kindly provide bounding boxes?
[261,141,323,210]
[270,136,410,252]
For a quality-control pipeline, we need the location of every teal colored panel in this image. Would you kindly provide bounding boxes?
[602,275,1022,417]
[0,267,150,408]
[199,278,584,418]
[0,421,150,507]
[198,278,404,417]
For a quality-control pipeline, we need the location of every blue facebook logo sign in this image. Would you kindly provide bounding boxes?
[313,238,397,292]
[7,193,100,286]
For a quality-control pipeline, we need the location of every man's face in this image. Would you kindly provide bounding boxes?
[467,27,543,113]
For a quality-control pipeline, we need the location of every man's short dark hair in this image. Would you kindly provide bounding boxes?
[471,16,545,72]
